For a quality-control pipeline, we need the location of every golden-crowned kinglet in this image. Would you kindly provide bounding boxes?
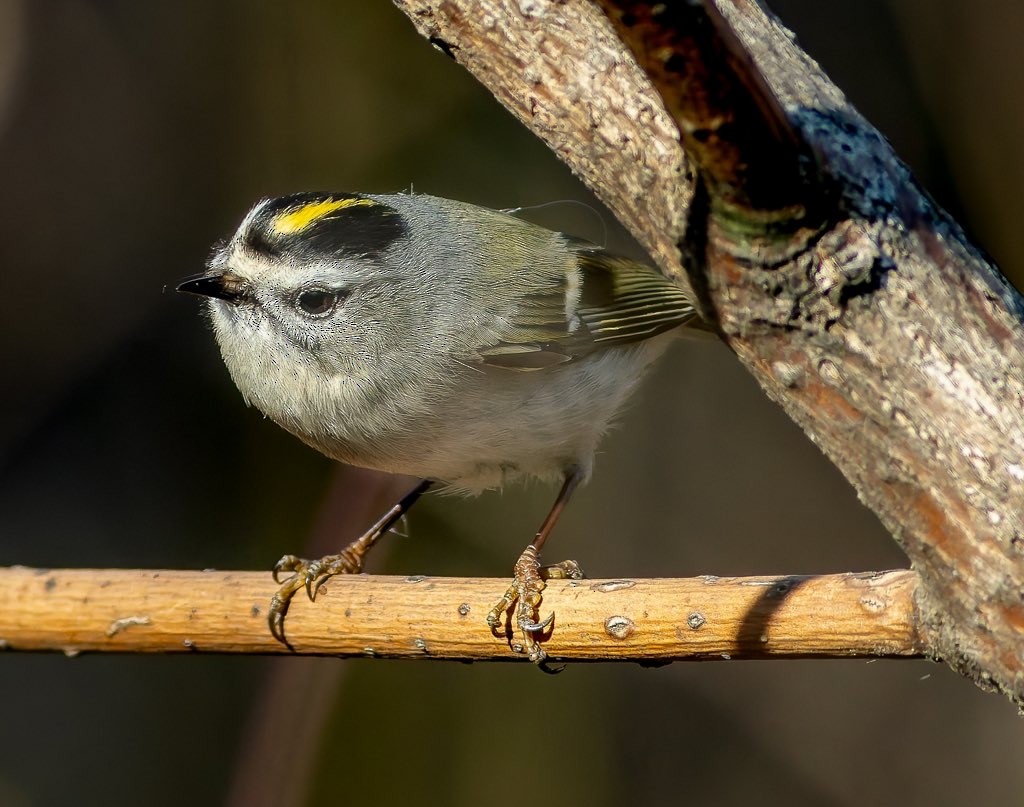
[179,191,698,663]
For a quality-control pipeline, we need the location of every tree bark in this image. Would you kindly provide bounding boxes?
[393,0,1024,705]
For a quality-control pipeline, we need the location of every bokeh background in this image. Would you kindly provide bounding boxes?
[1,1,1022,805]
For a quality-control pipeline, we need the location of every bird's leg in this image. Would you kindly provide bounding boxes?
[487,467,585,665]
[269,478,433,646]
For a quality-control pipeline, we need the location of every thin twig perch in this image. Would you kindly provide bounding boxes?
[0,566,923,660]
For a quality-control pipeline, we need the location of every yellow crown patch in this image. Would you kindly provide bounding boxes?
[271,197,376,235]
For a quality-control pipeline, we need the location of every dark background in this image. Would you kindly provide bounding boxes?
[1,2,1021,805]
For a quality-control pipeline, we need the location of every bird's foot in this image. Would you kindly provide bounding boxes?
[268,546,365,646]
[486,544,584,666]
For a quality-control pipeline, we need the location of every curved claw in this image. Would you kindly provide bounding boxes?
[310,572,331,601]
[303,562,322,601]
[520,611,555,634]
[267,575,304,649]
[268,593,289,645]
[272,554,302,584]
[485,592,513,632]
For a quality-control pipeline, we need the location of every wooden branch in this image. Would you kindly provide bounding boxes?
[395,0,696,291]
[599,1,814,215]
[392,1,1024,704]
[0,567,923,660]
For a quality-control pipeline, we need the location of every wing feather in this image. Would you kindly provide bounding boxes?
[478,241,698,370]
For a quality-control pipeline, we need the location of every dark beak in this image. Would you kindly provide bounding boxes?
[176,272,247,303]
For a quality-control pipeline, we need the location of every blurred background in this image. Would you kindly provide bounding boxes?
[1,1,1021,805]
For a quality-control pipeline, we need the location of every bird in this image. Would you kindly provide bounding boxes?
[178,190,699,664]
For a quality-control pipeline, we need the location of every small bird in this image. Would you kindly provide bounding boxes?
[179,191,698,663]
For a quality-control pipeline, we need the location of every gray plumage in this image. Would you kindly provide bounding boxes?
[193,191,697,493]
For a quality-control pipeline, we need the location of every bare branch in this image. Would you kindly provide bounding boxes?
[395,0,696,289]
[0,567,922,661]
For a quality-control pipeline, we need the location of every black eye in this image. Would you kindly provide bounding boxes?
[295,287,341,317]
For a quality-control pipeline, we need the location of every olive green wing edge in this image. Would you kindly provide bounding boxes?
[478,247,699,370]
[573,250,698,346]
